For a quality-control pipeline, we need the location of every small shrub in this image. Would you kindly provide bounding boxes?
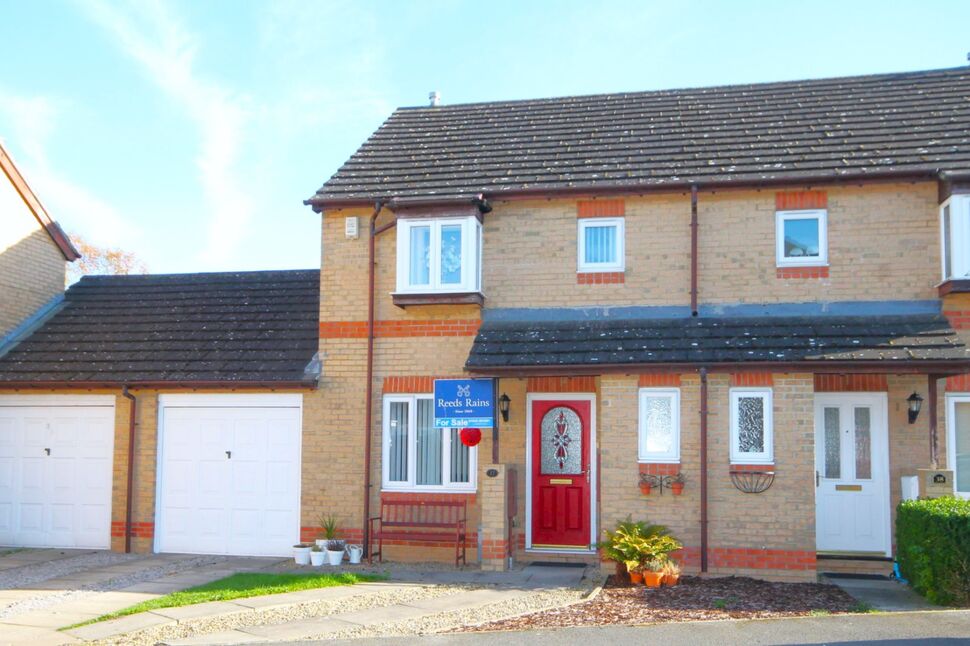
[896,497,970,606]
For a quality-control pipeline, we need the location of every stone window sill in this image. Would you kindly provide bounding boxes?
[391,291,484,308]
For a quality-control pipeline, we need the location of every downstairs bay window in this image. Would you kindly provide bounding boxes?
[395,217,482,294]
[946,394,970,498]
[941,195,970,281]
[729,388,774,464]
[382,395,477,492]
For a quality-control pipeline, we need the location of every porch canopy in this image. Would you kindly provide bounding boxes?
[464,303,970,375]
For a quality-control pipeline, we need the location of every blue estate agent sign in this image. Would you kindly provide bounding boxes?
[433,378,495,428]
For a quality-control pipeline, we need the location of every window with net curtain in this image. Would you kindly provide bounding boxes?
[382,395,475,492]
[638,388,680,462]
[578,217,625,272]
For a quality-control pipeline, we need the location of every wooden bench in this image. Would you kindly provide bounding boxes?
[368,499,467,567]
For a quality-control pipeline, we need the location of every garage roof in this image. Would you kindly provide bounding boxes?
[0,270,320,385]
[308,66,970,206]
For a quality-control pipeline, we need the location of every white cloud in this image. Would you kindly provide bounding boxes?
[0,89,141,252]
[78,0,253,268]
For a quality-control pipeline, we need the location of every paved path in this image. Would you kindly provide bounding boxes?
[822,574,940,611]
[0,550,283,646]
[307,609,970,645]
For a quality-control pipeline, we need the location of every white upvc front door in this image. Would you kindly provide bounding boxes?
[814,393,891,555]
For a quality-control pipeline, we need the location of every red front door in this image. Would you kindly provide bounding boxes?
[530,399,591,549]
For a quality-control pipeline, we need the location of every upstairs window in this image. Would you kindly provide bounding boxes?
[396,217,481,293]
[775,209,827,267]
[729,388,774,464]
[941,196,970,281]
[578,217,625,272]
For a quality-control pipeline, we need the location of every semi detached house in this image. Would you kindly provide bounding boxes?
[3,68,970,581]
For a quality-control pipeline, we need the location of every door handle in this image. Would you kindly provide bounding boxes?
[226,451,232,459]
[44,448,50,456]
[815,470,820,487]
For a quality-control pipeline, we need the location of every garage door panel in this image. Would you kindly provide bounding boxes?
[0,402,114,548]
[157,400,301,557]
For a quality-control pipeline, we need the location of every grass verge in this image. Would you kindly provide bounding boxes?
[63,571,384,630]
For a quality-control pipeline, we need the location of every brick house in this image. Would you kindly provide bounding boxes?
[2,67,970,581]
[0,141,79,341]
[304,67,970,580]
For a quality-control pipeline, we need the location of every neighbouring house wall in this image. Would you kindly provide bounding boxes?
[0,176,66,339]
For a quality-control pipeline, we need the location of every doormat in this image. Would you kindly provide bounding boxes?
[821,572,891,580]
[528,561,587,568]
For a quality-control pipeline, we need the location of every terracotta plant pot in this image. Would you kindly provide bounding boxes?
[664,573,680,586]
[629,571,644,584]
[639,483,652,495]
[643,571,663,588]
[671,482,685,495]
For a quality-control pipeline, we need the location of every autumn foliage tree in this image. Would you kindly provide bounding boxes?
[67,235,147,283]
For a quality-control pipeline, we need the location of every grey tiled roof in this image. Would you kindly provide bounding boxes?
[465,313,970,369]
[0,270,320,384]
[310,67,970,204]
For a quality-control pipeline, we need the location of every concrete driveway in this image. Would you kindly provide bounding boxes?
[0,548,283,646]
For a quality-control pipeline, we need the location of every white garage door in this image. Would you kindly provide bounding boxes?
[0,395,115,549]
[156,394,302,557]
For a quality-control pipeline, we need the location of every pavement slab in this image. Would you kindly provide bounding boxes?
[149,600,251,622]
[62,610,173,641]
[822,575,939,611]
[0,623,80,646]
[166,630,266,645]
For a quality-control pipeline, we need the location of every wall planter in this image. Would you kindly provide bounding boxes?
[671,482,685,496]
[293,543,312,566]
[310,548,325,566]
[639,482,652,495]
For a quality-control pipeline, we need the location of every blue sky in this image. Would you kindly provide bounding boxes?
[1,0,968,274]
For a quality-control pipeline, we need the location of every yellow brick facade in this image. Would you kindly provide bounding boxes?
[0,225,66,339]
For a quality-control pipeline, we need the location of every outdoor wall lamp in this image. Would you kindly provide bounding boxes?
[499,393,511,423]
[907,392,924,424]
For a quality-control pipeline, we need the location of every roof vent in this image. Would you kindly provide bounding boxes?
[428,91,440,107]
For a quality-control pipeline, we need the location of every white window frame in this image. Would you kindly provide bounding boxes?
[729,387,774,464]
[577,217,625,272]
[940,196,970,281]
[381,394,477,493]
[945,393,970,499]
[638,387,680,463]
[395,216,482,294]
[775,209,828,267]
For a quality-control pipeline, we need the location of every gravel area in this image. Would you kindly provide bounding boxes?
[0,551,136,591]
[0,554,228,619]
[459,575,864,632]
[323,587,589,640]
[98,583,472,646]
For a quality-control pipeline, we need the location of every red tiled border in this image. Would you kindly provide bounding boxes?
[300,527,364,543]
[776,266,829,279]
[673,546,816,571]
[947,374,970,391]
[320,320,481,338]
[111,521,154,538]
[577,272,625,284]
[776,190,827,210]
[814,374,888,392]
[577,199,625,218]
[944,310,970,330]
[527,376,596,393]
[730,373,774,387]
[639,463,681,476]
[638,374,681,387]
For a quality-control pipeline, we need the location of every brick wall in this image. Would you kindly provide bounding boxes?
[0,228,65,339]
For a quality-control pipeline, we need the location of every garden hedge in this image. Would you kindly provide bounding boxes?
[896,497,970,606]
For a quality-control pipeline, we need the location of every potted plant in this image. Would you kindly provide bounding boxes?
[317,513,339,549]
[671,473,686,496]
[326,539,345,565]
[628,563,645,585]
[310,544,325,567]
[292,543,312,566]
[597,517,669,585]
[638,473,654,495]
[662,560,681,586]
[642,559,665,588]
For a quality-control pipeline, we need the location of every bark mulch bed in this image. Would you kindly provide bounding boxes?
[460,575,866,632]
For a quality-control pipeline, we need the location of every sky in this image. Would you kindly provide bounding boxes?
[1,0,969,275]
